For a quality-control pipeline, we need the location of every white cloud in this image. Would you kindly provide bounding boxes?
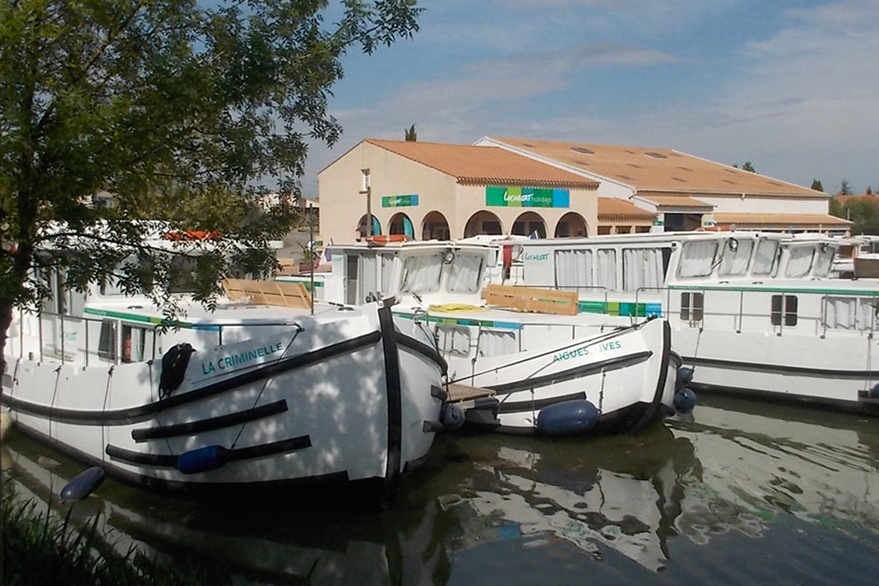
[303,1,879,198]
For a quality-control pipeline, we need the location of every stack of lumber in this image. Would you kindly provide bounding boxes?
[485,284,578,316]
[222,279,312,309]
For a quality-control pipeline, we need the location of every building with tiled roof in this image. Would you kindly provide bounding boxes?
[318,139,602,243]
[476,137,848,233]
[597,198,655,233]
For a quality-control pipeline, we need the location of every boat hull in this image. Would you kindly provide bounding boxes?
[446,318,677,434]
[1,305,446,501]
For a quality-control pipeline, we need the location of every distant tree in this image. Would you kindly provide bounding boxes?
[811,179,824,192]
[404,124,417,141]
[829,197,845,218]
[741,161,755,173]
[845,198,879,235]
[868,186,874,195]
[840,180,853,195]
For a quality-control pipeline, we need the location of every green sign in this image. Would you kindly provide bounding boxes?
[382,194,419,207]
[485,186,570,208]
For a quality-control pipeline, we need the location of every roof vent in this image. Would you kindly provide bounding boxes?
[617,174,634,181]
[645,151,667,159]
[722,179,737,185]
[522,143,535,148]
[570,146,594,155]
[627,163,642,169]
[672,177,687,183]
[769,181,783,186]
[678,166,693,172]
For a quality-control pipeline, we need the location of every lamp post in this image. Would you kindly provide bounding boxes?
[360,168,372,238]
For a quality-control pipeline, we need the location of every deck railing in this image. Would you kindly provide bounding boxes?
[7,309,304,367]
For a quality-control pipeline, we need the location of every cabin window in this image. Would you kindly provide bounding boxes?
[813,245,835,278]
[822,296,876,331]
[380,254,395,293]
[169,255,199,293]
[752,239,779,275]
[555,250,593,291]
[400,253,443,294]
[98,320,117,361]
[359,253,379,303]
[345,255,358,305]
[719,238,754,276]
[680,292,704,322]
[678,241,718,278]
[448,253,485,293]
[121,325,152,363]
[785,248,814,278]
[771,295,798,326]
[622,248,666,292]
[477,329,518,357]
[436,325,471,357]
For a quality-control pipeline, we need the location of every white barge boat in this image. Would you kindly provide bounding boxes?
[1,275,449,504]
[320,240,683,435]
[507,230,879,413]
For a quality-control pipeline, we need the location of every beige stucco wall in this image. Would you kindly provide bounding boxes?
[318,141,599,243]
[318,141,459,243]
[698,194,829,215]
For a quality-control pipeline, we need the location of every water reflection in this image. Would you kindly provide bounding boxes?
[4,394,879,584]
[670,396,879,540]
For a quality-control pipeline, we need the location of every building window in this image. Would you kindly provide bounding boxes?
[482,220,502,235]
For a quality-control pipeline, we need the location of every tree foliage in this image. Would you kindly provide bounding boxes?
[839,179,853,195]
[811,179,824,192]
[0,1,422,355]
[733,161,756,173]
[404,123,417,141]
[830,196,879,235]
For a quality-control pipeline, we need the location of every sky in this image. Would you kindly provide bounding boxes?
[300,0,879,198]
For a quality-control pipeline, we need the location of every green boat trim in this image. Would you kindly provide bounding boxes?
[83,307,220,331]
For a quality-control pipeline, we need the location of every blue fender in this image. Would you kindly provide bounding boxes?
[60,466,105,501]
[536,400,600,436]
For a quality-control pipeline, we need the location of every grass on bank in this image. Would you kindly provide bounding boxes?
[1,486,210,586]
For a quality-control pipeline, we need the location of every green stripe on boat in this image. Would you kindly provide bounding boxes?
[578,300,662,318]
[667,284,879,296]
[83,308,219,331]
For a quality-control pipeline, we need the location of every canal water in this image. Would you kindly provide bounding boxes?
[3,394,879,585]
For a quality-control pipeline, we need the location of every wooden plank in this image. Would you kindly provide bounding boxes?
[447,383,495,403]
[221,278,246,301]
[222,279,312,309]
[276,281,312,309]
[485,284,578,316]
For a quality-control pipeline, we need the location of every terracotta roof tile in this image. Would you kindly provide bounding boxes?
[366,139,598,189]
[598,198,656,221]
[488,137,824,198]
[633,193,714,210]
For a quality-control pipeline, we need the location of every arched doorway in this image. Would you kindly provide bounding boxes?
[355,215,382,240]
[554,212,588,238]
[464,211,503,238]
[421,211,450,240]
[389,213,415,238]
[512,212,547,238]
